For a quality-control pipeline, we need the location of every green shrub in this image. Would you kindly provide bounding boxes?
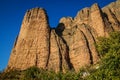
[23,66,41,80]
[0,69,21,80]
[86,31,120,80]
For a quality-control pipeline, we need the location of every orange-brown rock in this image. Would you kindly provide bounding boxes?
[74,7,90,25]
[90,3,106,37]
[48,30,72,72]
[102,0,120,31]
[7,0,120,72]
[57,0,120,71]
[7,8,50,70]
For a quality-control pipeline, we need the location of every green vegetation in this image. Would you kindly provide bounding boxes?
[0,31,120,80]
[0,69,22,80]
[0,67,83,80]
[85,31,120,80]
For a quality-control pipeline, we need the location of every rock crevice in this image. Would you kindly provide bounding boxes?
[7,0,120,72]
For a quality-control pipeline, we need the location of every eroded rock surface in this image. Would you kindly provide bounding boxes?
[8,8,50,70]
[7,0,120,72]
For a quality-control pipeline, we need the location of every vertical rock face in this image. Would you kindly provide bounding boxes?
[90,3,106,37]
[47,30,60,72]
[7,0,120,72]
[7,8,50,70]
[102,0,120,31]
[48,30,71,72]
[74,7,90,25]
[57,0,120,71]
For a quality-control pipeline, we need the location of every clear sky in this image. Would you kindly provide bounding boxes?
[0,0,116,71]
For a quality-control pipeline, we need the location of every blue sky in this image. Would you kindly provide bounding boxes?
[0,0,116,71]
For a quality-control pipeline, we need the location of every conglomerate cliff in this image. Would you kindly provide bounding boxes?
[7,0,120,72]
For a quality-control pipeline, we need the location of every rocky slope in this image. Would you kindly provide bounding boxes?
[7,0,120,72]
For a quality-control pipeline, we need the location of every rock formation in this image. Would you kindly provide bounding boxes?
[8,8,50,70]
[7,0,120,72]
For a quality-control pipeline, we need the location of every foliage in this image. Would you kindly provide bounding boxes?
[0,69,21,80]
[97,31,120,57]
[23,66,83,80]
[1,31,120,80]
[85,31,120,80]
[0,67,83,80]
[23,66,41,80]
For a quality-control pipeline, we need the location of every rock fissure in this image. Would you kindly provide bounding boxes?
[80,30,93,64]
[45,29,51,69]
[7,0,120,72]
[60,36,74,70]
[53,31,63,71]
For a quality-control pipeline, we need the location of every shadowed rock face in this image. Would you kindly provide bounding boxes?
[7,0,120,72]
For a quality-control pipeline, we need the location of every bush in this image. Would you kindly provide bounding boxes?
[85,31,120,80]
[23,66,41,80]
[0,69,21,80]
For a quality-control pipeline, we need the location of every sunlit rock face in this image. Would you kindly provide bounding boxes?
[7,0,120,72]
[7,8,50,70]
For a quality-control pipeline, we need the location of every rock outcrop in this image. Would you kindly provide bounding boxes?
[102,0,120,31]
[7,0,120,72]
[8,8,50,70]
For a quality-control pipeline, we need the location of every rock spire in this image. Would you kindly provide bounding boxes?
[7,0,120,72]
